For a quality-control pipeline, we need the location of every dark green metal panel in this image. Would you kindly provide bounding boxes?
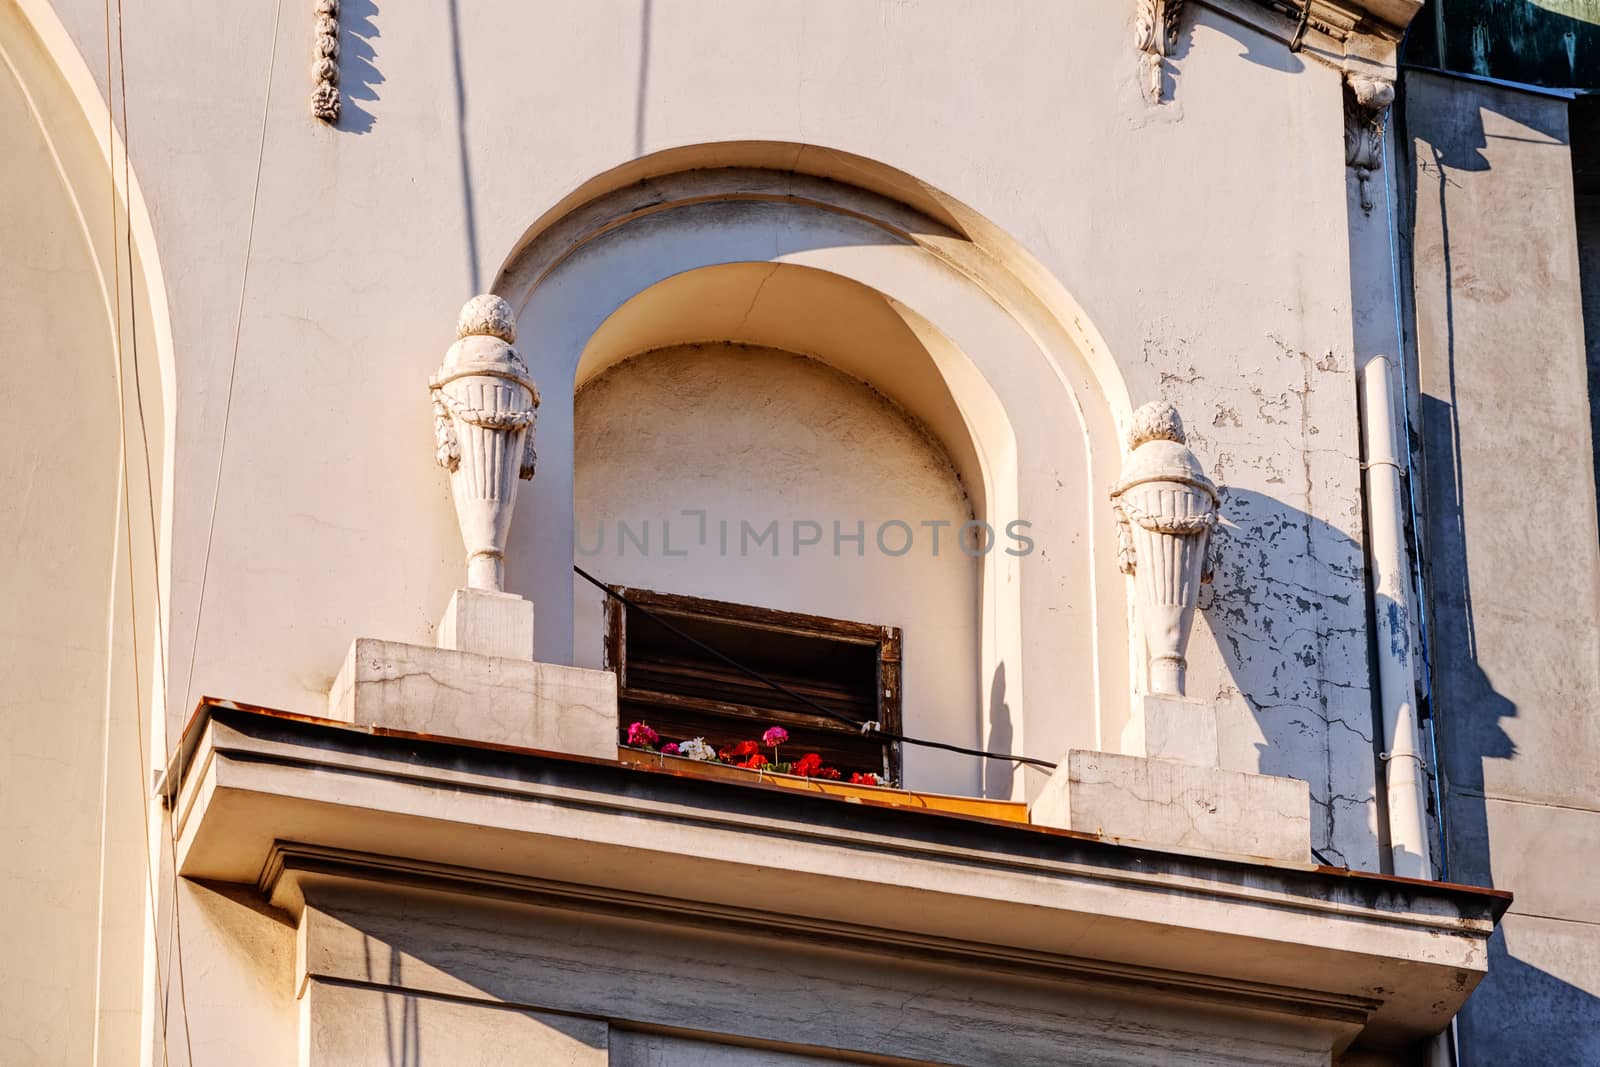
[1408,0,1600,88]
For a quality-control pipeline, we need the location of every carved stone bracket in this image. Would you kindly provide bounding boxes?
[1344,73,1395,213]
[1135,0,1186,102]
[311,0,340,124]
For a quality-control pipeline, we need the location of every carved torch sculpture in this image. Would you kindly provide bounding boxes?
[1111,401,1218,696]
[430,295,539,592]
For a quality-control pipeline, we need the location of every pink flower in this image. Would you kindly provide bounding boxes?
[762,726,789,747]
[626,721,659,749]
[660,742,680,756]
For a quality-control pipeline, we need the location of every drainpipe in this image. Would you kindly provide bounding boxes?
[1359,355,1433,880]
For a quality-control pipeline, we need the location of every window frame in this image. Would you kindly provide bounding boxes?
[604,586,903,784]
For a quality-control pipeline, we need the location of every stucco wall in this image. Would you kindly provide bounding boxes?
[0,45,119,1062]
[0,6,152,1061]
[1406,70,1600,1064]
[574,343,982,793]
[6,0,1413,1057]
[32,0,1378,864]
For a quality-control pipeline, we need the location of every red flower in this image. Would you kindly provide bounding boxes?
[720,739,759,761]
[814,766,841,780]
[792,753,824,778]
[737,753,770,770]
[849,772,881,786]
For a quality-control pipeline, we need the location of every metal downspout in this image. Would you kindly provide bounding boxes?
[1359,356,1433,880]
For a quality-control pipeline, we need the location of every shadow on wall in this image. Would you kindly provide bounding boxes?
[1199,486,1377,868]
[1200,7,1306,75]
[635,0,652,155]
[1403,70,1570,176]
[368,930,420,1065]
[1131,5,1305,103]
[340,0,381,135]
[1401,82,1600,1064]
[446,0,479,292]
[1419,393,1600,1063]
[985,663,1014,801]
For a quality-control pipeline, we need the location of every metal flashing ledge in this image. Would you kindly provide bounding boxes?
[175,704,1507,1064]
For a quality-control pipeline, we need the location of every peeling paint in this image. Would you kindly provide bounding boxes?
[1385,600,1410,666]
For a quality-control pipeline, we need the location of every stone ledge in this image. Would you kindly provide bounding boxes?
[327,637,616,760]
[170,704,1507,1050]
[1033,750,1311,863]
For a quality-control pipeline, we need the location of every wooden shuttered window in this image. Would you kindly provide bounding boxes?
[605,587,902,782]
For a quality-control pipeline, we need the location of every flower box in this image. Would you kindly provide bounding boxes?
[616,745,1028,823]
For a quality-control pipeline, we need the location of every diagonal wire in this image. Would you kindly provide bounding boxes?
[179,0,284,719]
[574,565,1057,771]
[155,0,283,1060]
[112,0,198,1061]
[96,2,171,1060]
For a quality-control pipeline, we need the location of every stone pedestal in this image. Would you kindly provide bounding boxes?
[1032,750,1311,863]
[437,587,535,660]
[1131,693,1219,766]
[327,638,616,759]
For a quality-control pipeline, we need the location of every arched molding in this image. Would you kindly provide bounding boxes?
[1,3,181,1061]
[493,148,1138,791]
[495,145,1133,433]
[8,0,180,733]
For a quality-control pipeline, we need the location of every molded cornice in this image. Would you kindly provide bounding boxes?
[1200,0,1422,80]
[174,703,1507,1050]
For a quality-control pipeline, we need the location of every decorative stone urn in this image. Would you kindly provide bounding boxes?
[430,295,540,592]
[1111,401,1218,696]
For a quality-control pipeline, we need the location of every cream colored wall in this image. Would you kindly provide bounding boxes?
[575,343,982,793]
[25,0,1369,870]
[9,0,1399,1056]
[34,0,1367,811]
[26,0,1379,854]
[0,59,119,1062]
[0,7,143,1062]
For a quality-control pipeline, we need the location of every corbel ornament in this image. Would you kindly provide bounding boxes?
[430,295,541,592]
[1134,0,1186,101]
[1344,73,1395,213]
[1111,401,1220,697]
[311,0,340,123]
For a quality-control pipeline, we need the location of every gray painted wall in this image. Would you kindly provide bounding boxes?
[1406,69,1600,1064]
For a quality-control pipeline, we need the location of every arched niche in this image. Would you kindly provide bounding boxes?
[573,264,993,794]
[493,146,1132,799]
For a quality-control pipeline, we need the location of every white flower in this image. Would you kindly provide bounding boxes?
[676,738,718,761]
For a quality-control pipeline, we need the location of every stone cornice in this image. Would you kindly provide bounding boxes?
[1198,0,1422,80]
[175,702,1507,1049]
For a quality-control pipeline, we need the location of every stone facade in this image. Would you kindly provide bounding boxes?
[0,0,1591,1063]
